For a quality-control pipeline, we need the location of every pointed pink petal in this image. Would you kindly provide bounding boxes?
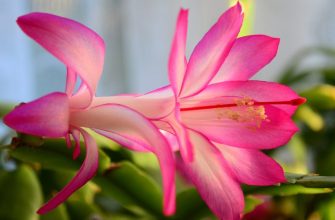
[70,104,176,215]
[37,128,98,214]
[179,3,243,97]
[183,81,302,116]
[93,128,150,152]
[211,35,280,83]
[3,92,69,138]
[69,84,93,109]
[183,105,298,149]
[166,105,193,162]
[71,129,81,159]
[216,144,286,185]
[65,133,72,148]
[17,13,105,108]
[92,86,175,119]
[179,130,244,219]
[65,68,77,96]
[168,9,188,95]
[161,130,179,152]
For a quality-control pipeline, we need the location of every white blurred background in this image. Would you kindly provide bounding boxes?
[1,0,334,103]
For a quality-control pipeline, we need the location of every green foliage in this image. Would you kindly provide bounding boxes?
[66,200,102,220]
[0,103,14,118]
[170,188,212,220]
[244,196,264,214]
[318,195,335,220]
[94,161,164,218]
[40,204,70,220]
[301,85,335,110]
[286,173,335,188]
[0,165,42,220]
[245,184,332,196]
[295,104,324,131]
[10,138,110,173]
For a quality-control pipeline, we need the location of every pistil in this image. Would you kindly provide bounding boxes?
[180,97,306,111]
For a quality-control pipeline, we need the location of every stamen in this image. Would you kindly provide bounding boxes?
[217,98,268,128]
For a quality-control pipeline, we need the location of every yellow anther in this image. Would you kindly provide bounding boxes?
[235,97,254,106]
[217,97,269,128]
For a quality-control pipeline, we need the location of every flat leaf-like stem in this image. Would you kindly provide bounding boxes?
[243,172,335,196]
[285,172,335,188]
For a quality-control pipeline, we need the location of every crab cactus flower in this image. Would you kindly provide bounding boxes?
[93,3,305,219]
[3,13,176,215]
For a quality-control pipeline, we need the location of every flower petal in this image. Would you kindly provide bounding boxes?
[37,128,99,214]
[183,81,302,116]
[92,86,175,119]
[65,133,72,148]
[168,9,188,95]
[70,104,176,215]
[93,128,150,152]
[161,130,180,152]
[165,106,193,162]
[178,130,244,219]
[17,13,105,108]
[179,3,243,98]
[210,35,280,83]
[3,92,69,138]
[216,144,286,185]
[65,68,77,96]
[183,105,298,149]
[71,128,81,159]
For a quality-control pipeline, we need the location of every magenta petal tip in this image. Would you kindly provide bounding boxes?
[234,1,243,14]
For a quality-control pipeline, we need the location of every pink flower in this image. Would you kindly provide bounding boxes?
[93,3,305,219]
[3,13,175,215]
